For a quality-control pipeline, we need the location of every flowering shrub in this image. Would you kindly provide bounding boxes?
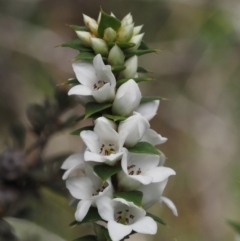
[61,10,177,241]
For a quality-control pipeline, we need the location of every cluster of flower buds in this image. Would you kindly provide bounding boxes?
[61,10,177,241]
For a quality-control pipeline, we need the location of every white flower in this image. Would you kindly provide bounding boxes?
[140,129,167,146]
[90,38,109,56]
[119,55,138,79]
[160,196,178,216]
[112,79,141,117]
[83,14,98,36]
[94,116,117,130]
[80,119,126,166]
[66,164,113,221]
[96,196,157,241]
[135,100,160,121]
[118,112,150,147]
[68,54,116,103]
[117,23,134,43]
[61,153,85,180]
[76,31,92,46]
[117,148,176,191]
[121,13,133,26]
[133,25,143,36]
[126,33,145,52]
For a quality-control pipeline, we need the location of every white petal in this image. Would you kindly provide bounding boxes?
[75,200,93,221]
[108,220,132,241]
[145,166,176,183]
[92,82,115,103]
[66,177,94,199]
[135,100,160,121]
[61,153,84,170]
[93,54,116,87]
[131,216,157,235]
[68,85,92,96]
[80,131,100,153]
[94,117,117,130]
[96,196,114,221]
[72,61,97,87]
[62,163,84,180]
[160,196,178,216]
[130,174,152,185]
[141,129,167,146]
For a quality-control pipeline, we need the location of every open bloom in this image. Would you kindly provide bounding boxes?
[68,54,116,103]
[96,196,157,241]
[80,118,126,166]
[117,148,176,190]
[135,100,160,121]
[66,164,113,221]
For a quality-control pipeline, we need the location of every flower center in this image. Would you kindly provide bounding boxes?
[93,80,107,90]
[115,209,135,225]
[99,144,116,156]
[92,182,108,196]
[127,165,142,175]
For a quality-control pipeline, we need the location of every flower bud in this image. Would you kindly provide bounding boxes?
[83,14,98,36]
[127,33,145,52]
[97,12,101,24]
[76,31,92,46]
[117,23,134,43]
[133,25,143,36]
[103,27,117,42]
[121,13,133,26]
[90,38,108,56]
[94,116,117,130]
[110,12,116,17]
[112,79,141,116]
[119,112,150,147]
[108,45,125,66]
[119,55,138,79]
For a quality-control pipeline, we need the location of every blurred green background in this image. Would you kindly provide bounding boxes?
[0,0,240,240]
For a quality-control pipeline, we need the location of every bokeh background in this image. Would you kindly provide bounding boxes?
[0,0,240,241]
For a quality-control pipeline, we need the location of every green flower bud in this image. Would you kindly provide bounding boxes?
[104,27,117,42]
[127,33,145,52]
[117,23,134,43]
[121,13,133,26]
[76,31,92,46]
[119,55,138,79]
[108,45,125,66]
[83,14,98,36]
[91,38,109,56]
[133,25,143,36]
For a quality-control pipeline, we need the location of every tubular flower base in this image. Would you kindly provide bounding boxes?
[61,9,177,241]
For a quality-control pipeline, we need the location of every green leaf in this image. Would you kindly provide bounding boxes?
[61,39,93,52]
[68,25,89,31]
[137,66,150,73]
[70,125,94,135]
[94,164,122,181]
[114,191,143,207]
[85,102,112,118]
[98,11,121,37]
[103,114,127,122]
[227,220,240,234]
[140,96,167,104]
[70,207,103,227]
[128,142,160,156]
[117,77,152,87]
[73,52,95,61]
[139,40,149,50]
[63,114,85,126]
[111,65,126,73]
[93,223,112,241]
[72,235,98,241]
[108,42,135,49]
[126,49,158,58]
[146,212,166,226]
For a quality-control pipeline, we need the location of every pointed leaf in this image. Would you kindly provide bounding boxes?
[128,142,160,156]
[117,77,152,87]
[146,212,166,226]
[85,102,112,118]
[227,220,240,234]
[126,49,158,58]
[114,191,143,207]
[111,65,126,73]
[68,25,89,31]
[137,67,150,73]
[140,96,167,104]
[63,114,85,126]
[61,39,93,52]
[98,11,121,37]
[108,42,135,49]
[73,52,95,61]
[94,164,122,181]
[103,114,127,122]
[70,125,94,135]
[70,207,103,227]
[139,40,149,50]
[72,235,98,241]
[94,223,112,241]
